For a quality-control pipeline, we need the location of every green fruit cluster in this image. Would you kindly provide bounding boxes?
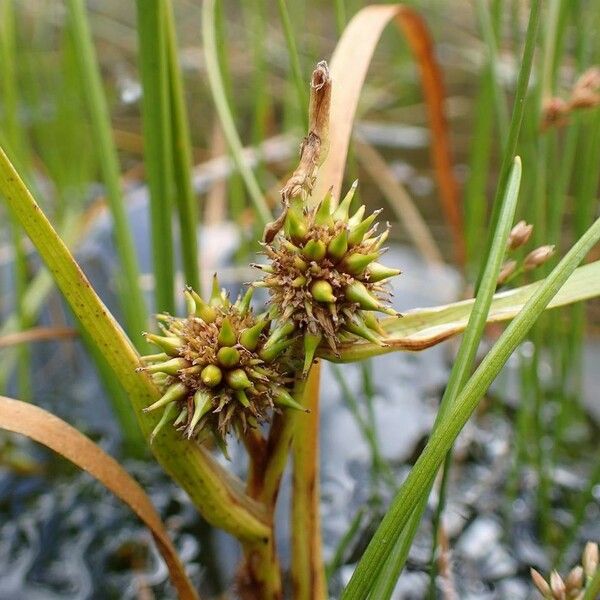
[140,276,304,445]
[255,182,400,374]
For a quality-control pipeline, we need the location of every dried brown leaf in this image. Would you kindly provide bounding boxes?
[0,396,199,600]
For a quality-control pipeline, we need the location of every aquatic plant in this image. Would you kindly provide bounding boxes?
[1,2,600,599]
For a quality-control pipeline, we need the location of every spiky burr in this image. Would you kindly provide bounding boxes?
[255,182,401,374]
[139,276,304,446]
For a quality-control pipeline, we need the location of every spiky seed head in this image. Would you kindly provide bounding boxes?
[255,184,400,357]
[140,282,296,443]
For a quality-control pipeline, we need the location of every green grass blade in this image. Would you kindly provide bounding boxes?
[476,0,541,286]
[328,258,600,363]
[342,214,600,598]
[136,0,175,313]
[367,157,523,598]
[164,2,200,292]
[66,0,148,341]
[0,145,271,542]
[202,0,271,226]
[276,0,308,128]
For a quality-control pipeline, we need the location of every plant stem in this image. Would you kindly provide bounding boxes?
[291,362,327,600]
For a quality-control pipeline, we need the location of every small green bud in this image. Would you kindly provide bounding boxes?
[183,289,196,314]
[217,346,241,367]
[310,280,336,303]
[348,210,381,245]
[201,364,223,387]
[210,274,230,307]
[342,252,379,274]
[366,262,401,282]
[284,202,308,242]
[272,386,308,412]
[344,281,381,311]
[327,228,349,261]
[236,287,254,314]
[259,337,295,362]
[189,289,217,323]
[292,275,307,288]
[140,352,169,364]
[293,256,309,271]
[144,333,183,356]
[150,402,178,443]
[282,239,301,254]
[302,239,327,261]
[345,318,385,345]
[252,263,275,274]
[362,311,387,336]
[151,373,170,387]
[303,332,322,376]
[145,357,190,375]
[188,390,213,437]
[218,317,237,346]
[264,321,295,348]
[347,205,366,228]
[314,187,334,226]
[239,319,268,351]
[332,180,358,222]
[227,368,253,390]
[173,407,188,426]
[235,389,251,407]
[144,382,188,412]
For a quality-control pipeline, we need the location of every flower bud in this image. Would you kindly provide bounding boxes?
[549,570,566,598]
[144,382,188,412]
[144,333,183,356]
[508,220,533,249]
[565,566,583,595]
[327,228,349,261]
[144,357,190,375]
[530,568,552,598]
[497,260,517,285]
[239,320,268,351]
[366,262,401,282]
[583,542,599,578]
[524,245,555,270]
[332,180,358,221]
[345,281,381,311]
